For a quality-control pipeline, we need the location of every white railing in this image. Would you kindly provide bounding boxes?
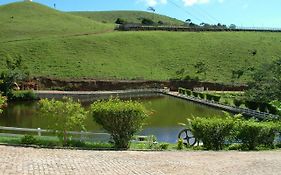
[0,126,111,142]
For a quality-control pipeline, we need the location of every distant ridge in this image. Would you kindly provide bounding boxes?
[70,11,184,25]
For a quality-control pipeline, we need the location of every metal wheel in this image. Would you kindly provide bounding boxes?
[178,129,197,147]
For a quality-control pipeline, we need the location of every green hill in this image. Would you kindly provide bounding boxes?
[69,11,184,25]
[0,2,113,42]
[0,2,280,83]
[1,31,280,83]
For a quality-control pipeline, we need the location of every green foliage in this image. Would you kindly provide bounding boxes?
[205,94,221,102]
[20,135,38,145]
[115,18,126,24]
[39,98,88,145]
[245,101,259,110]
[141,18,154,25]
[233,98,243,107]
[245,58,281,102]
[177,138,184,150]
[0,95,6,114]
[191,116,236,150]
[9,90,37,101]
[270,101,281,115]
[235,120,278,150]
[193,92,199,98]
[91,98,148,149]
[213,95,221,102]
[159,143,169,150]
[206,93,213,101]
[185,89,192,96]
[0,56,30,96]
[198,93,205,99]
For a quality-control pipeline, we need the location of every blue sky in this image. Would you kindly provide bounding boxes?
[1,0,281,28]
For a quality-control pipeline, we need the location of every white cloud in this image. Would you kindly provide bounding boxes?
[182,0,210,6]
[138,0,167,7]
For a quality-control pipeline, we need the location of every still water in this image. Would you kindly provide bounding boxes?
[0,95,224,143]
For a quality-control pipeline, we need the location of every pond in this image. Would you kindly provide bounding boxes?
[0,95,225,143]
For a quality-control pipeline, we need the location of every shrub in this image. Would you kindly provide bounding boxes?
[91,98,148,149]
[259,103,268,112]
[21,135,38,145]
[9,90,37,101]
[245,101,259,110]
[141,18,154,25]
[66,140,86,147]
[115,18,126,24]
[185,89,192,96]
[267,103,278,114]
[159,143,169,150]
[206,93,213,101]
[178,88,185,94]
[233,98,243,107]
[198,93,205,99]
[177,138,184,150]
[191,117,235,150]
[235,120,278,150]
[39,98,88,145]
[213,95,221,102]
[193,92,199,98]
[0,95,7,114]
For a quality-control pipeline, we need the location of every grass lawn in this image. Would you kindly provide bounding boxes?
[1,2,281,83]
[69,11,184,25]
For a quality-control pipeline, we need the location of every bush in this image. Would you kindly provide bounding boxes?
[159,143,169,150]
[233,98,243,107]
[9,90,37,101]
[235,120,277,150]
[198,93,205,99]
[185,89,192,96]
[191,117,235,150]
[115,18,126,24]
[206,93,213,101]
[193,92,199,98]
[65,140,86,147]
[21,135,38,145]
[39,98,88,145]
[91,98,148,149]
[178,88,185,94]
[245,101,259,110]
[259,103,268,112]
[0,95,7,114]
[213,95,221,102]
[267,103,278,115]
[177,138,184,150]
[141,18,154,25]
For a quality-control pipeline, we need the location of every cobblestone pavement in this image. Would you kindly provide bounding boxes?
[0,145,281,175]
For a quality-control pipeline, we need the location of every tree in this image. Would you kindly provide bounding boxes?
[0,56,29,96]
[229,24,237,29]
[245,58,281,102]
[91,98,148,149]
[194,61,208,79]
[39,98,88,145]
[141,18,154,25]
[115,18,126,24]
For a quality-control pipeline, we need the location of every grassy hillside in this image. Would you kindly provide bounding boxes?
[0,2,113,41]
[1,31,280,83]
[70,11,184,25]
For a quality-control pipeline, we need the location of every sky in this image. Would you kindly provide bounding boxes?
[1,0,281,28]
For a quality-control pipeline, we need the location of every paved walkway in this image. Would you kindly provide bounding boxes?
[0,146,281,175]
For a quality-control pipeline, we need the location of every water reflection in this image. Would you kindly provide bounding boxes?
[0,95,224,143]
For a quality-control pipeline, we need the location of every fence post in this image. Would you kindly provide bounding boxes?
[37,128,41,137]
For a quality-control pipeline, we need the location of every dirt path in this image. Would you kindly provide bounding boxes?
[0,145,280,175]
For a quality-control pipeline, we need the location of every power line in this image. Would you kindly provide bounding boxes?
[193,5,221,24]
[166,0,204,23]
